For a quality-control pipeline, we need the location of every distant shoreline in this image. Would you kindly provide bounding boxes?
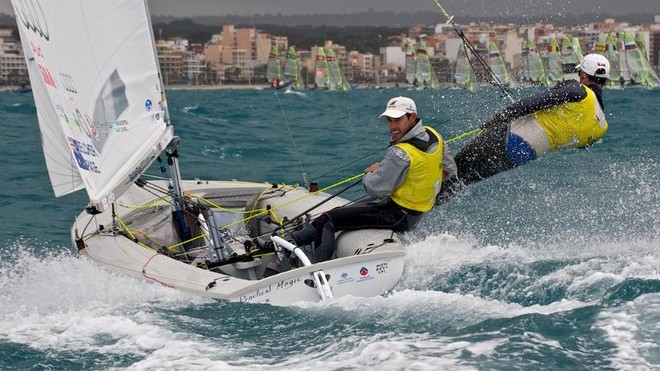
[1,82,405,92]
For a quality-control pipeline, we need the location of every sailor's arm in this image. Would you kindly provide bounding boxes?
[363,147,409,201]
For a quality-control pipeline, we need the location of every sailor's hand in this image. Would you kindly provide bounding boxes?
[364,162,380,173]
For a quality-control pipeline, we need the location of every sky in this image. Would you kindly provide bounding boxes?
[1,0,659,18]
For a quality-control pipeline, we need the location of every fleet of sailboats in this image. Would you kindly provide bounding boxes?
[270,29,657,92]
[313,46,350,90]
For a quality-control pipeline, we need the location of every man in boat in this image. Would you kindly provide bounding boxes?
[290,96,455,263]
[437,53,610,203]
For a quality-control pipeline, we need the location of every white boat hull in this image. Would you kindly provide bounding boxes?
[72,180,406,305]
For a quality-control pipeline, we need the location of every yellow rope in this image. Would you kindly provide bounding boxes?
[446,127,482,143]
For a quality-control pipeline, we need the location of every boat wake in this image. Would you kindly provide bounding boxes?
[1,231,659,369]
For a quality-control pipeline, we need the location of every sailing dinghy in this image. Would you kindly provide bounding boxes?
[12,0,405,305]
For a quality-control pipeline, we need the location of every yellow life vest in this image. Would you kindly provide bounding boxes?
[534,84,608,150]
[390,126,443,212]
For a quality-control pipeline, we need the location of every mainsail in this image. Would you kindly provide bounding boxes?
[488,40,513,87]
[524,39,547,86]
[405,43,417,85]
[326,48,349,91]
[266,45,282,85]
[616,32,631,85]
[12,0,172,210]
[623,31,646,85]
[560,35,581,81]
[283,46,302,90]
[314,47,330,89]
[605,33,622,88]
[415,40,439,89]
[454,42,473,91]
[547,36,563,86]
[635,32,660,88]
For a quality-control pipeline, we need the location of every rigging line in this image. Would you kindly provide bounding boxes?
[429,0,515,103]
[310,122,482,183]
[247,9,309,187]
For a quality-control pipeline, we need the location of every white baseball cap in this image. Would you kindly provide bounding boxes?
[576,53,610,79]
[379,96,417,118]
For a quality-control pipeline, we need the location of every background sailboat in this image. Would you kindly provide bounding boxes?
[616,32,632,87]
[546,36,563,86]
[283,46,303,90]
[326,48,350,91]
[634,32,660,88]
[523,39,547,86]
[623,31,646,87]
[265,45,284,89]
[314,47,331,89]
[488,40,514,88]
[454,42,473,91]
[560,35,581,81]
[604,33,623,89]
[414,40,440,89]
[405,43,417,86]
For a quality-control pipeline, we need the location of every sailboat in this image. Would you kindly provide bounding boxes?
[405,43,417,87]
[522,39,547,86]
[635,32,660,88]
[314,47,331,90]
[604,33,623,89]
[560,35,581,81]
[326,48,350,91]
[622,31,647,87]
[265,45,293,90]
[12,0,405,305]
[454,42,473,91]
[488,40,515,88]
[622,31,659,89]
[546,36,563,87]
[414,40,439,89]
[616,32,632,87]
[283,46,303,90]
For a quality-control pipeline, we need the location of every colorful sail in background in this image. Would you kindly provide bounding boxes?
[415,40,439,89]
[326,48,350,91]
[547,36,563,86]
[266,45,282,86]
[523,39,547,86]
[283,46,302,90]
[454,42,473,91]
[488,40,514,87]
[314,47,330,89]
[560,35,581,81]
[405,43,417,85]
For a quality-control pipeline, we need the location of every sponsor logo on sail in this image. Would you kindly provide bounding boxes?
[60,73,78,94]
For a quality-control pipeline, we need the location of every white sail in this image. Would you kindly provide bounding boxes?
[12,0,173,210]
[405,43,417,85]
[546,36,563,86]
[454,42,473,90]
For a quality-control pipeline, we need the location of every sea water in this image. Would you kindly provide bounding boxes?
[0,87,658,370]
